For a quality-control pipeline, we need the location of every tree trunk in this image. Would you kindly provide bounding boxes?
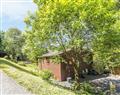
[65,51,81,83]
[73,63,80,83]
[62,48,85,83]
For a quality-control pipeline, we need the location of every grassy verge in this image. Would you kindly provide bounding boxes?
[0,58,75,95]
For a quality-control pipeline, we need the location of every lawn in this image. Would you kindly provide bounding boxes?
[0,58,75,95]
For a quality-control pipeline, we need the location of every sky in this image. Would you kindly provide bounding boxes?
[0,0,37,31]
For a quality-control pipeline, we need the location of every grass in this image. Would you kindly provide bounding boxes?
[0,59,40,75]
[0,58,75,95]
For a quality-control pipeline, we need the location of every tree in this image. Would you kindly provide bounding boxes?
[4,28,24,59]
[0,31,5,51]
[25,0,119,83]
[92,1,120,69]
[22,31,46,61]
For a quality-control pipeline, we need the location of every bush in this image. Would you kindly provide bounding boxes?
[72,81,94,91]
[72,82,104,95]
[40,70,53,80]
[80,82,95,93]
[93,62,105,74]
[71,81,81,90]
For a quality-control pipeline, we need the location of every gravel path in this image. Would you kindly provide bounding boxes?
[54,75,120,94]
[0,71,33,95]
[91,75,120,94]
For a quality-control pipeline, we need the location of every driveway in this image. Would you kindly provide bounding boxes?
[0,71,33,95]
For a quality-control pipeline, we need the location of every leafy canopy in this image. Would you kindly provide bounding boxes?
[4,28,24,58]
[25,0,120,66]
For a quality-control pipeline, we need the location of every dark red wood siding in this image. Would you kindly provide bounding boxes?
[38,58,74,81]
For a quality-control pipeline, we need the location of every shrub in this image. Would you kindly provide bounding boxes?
[80,82,95,93]
[93,62,105,74]
[71,81,81,90]
[40,70,53,80]
[72,81,94,91]
[72,82,104,95]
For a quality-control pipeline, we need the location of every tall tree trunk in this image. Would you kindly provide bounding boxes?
[65,50,82,83]
[73,63,80,83]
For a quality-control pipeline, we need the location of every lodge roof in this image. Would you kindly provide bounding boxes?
[40,48,93,58]
[40,49,71,58]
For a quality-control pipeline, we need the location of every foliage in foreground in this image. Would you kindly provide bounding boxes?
[72,81,105,95]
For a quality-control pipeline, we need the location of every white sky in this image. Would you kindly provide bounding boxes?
[0,0,37,31]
